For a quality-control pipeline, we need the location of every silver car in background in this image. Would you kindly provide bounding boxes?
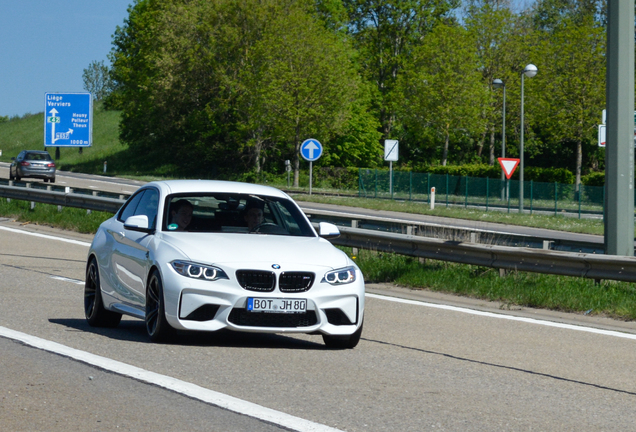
[10,150,56,183]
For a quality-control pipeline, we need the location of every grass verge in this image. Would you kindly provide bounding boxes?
[292,194,605,236]
[347,248,636,321]
[0,198,111,234]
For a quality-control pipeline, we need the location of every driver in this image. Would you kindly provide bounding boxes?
[244,199,265,231]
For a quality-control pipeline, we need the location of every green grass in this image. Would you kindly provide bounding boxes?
[0,107,170,180]
[291,194,605,236]
[348,248,636,321]
[0,198,111,234]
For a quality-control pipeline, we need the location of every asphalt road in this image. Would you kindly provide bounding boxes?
[1,220,636,431]
[0,162,605,247]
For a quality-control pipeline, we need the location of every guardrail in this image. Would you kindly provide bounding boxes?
[304,207,605,254]
[327,226,636,283]
[0,183,124,213]
[0,182,634,283]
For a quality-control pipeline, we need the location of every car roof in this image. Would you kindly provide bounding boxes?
[145,180,291,198]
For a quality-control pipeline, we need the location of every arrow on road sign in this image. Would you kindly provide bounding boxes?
[300,138,323,161]
[49,108,59,143]
[498,158,520,179]
[304,141,319,159]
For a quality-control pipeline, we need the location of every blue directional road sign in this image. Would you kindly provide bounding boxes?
[300,138,323,161]
[44,93,93,147]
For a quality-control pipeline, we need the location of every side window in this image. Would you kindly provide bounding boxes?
[135,189,159,229]
[118,191,145,223]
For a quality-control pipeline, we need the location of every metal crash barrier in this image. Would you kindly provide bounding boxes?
[1,183,635,283]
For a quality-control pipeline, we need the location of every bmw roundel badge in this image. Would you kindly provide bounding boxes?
[272,264,281,269]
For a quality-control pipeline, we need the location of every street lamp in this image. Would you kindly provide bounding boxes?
[492,79,506,200]
[519,64,538,212]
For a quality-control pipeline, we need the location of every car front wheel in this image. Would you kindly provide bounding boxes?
[84,258,122,327]
[322,322,363,349]
[146,269,174,342]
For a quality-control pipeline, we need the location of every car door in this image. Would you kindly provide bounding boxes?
[11,151,24,177]
[109,188,159,311]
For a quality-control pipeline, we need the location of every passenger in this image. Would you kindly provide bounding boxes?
[244,199,265,231]
[168,199,194,231]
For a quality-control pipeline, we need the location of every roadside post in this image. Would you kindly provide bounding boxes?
[498,158,519,209]
[285,160,291,188]
[384,140,399,198]
[430,187,436,210]
[300,139,323,195]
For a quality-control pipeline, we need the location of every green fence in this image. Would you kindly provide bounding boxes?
[358,169,605,217]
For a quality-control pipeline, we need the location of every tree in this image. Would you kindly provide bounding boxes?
[532,17,605,190]
[398,23,488,166]
[251,5,360,185]
[82,60,113,101]
[464,2,522,165]
[344,0,458,140]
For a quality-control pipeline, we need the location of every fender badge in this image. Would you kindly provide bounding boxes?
[272,264,281,269]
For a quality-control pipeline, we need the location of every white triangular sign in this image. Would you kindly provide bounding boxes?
[498,158,520,179]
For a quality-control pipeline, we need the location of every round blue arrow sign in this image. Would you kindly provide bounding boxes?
[300,138,323,162]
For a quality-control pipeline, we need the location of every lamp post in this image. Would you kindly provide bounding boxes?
[493,79,506,200]
[519,64,538,213]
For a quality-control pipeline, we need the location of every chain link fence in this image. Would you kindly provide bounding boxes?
[358,169,605,218]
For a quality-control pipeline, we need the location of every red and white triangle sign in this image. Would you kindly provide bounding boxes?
[498,158,520,179]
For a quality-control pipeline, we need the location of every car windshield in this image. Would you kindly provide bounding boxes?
[26,153,52,161]
[162,193,315,237]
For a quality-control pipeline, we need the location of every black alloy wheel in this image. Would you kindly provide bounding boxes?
[84,258,122,327]
[145,269,174,342]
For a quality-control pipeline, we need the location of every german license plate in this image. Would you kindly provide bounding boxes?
[247,298,307,313]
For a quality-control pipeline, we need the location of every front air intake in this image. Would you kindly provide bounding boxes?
[279,272,315,292]
[236,270,276,292]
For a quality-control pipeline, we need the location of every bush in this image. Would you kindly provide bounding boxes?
[581,171,604,186]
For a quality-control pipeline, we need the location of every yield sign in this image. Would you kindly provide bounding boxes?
[498,158,520,179]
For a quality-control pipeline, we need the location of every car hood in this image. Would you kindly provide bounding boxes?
[159,233,350,270]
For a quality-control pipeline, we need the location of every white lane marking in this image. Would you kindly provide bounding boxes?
[367,293,636,341]
[51,276,84,285]
[0,225,91,247]
[0,326,341,432]
[4,225,634,341]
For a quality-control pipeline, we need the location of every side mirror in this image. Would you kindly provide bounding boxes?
[124,215,151,232]
[318,222,340,239]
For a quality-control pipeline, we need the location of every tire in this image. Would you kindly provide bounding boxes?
[84,258,122,327]
[322,322,363,349]
[9,171,13,180]
[50,176,55,184]
[146,269,174,342]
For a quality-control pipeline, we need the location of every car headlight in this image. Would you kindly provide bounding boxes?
[171,260,229,281]
[323,266,356,285]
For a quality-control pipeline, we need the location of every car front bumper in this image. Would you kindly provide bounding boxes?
[161,264,365,336]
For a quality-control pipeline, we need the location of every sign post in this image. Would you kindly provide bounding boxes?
[498,158,519,204]
[384,140,399,198]
[44,93,92,150]
[285,160,291,187]
[300,139,323,195]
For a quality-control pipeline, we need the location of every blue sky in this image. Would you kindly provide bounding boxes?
[0,1,132,118]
